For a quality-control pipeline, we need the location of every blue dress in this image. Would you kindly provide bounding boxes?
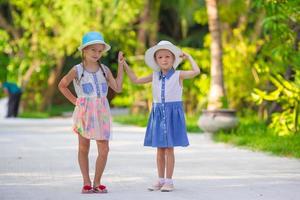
[144,68,189,147]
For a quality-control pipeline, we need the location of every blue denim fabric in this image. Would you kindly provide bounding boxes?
[144,101,189,147]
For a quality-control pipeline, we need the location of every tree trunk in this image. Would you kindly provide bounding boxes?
[251,11,265,42]
[21,59,40,89]
[148,0,161,46]
[284,24,300,81]
[40,57,65,111]
[205,0,225,110]
[136,0,160,53]
[0,8,21,40]
[237,0,250,29]
[21,30,40,89]
[136,1,150,55]
[132,0,160,113]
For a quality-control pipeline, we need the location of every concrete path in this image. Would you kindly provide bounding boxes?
[0,118,300,200]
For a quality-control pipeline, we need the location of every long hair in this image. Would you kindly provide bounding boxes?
[75,52,85,85]
[97,59,108,83]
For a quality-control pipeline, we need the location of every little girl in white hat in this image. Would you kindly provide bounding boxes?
[124,40,200,192]
[58,31,125,194]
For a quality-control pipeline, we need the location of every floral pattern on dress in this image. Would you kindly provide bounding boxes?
[73,97,111,140]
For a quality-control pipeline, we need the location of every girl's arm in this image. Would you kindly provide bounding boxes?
[106,51,124,93]
[58,68,77,105]
[123,61,152,84]
[179,52,200,80]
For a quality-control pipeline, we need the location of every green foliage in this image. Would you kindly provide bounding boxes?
[251,0,300,136]
[193,0,265,111]
[110,78,133,107]
[1,0,145,110]
[196,9,260,110]
[113,114,148,127]
[19,112,50,118]
[194,7,208,25]
[186,115,203,133]
[0,30,10,81]
[111,56,153,108]
[252,74,300,135]
[214,116,300,158]
[19,103,74,118]
[222,29,260,109]
[219,0,248,24]
[0,30,10,52]
[180,47,210,112]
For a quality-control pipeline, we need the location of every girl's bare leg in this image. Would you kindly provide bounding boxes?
[93,140,109,186]
[165,147,175,179]
[78,135,91,186]
[157,148,166,178]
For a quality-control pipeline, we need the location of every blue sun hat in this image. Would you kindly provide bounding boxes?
[78,31,111,52]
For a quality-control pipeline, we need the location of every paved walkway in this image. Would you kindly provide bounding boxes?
[0,118,300,200]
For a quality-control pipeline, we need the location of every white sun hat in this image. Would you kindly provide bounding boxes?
[145,40,182,71]
[78,31,111,52]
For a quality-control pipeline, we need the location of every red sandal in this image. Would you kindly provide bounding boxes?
[93,185,108,193]
[81,185,93,194]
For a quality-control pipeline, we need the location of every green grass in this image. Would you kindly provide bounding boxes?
[113,114,148,127]
[186,115,203,133]
[19,112,50,118]
[213,117,300,158]
[113,113,202,133]
[19,104,74,118]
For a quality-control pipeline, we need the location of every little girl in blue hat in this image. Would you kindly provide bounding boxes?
[124,40,200,192]
[58,31,125,194]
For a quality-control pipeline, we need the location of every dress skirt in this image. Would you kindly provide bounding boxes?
[72,97,111,140]
[144,101,189,147]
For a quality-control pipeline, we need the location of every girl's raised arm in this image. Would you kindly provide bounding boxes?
[106,51,124,93]
[179,52,200,80]
[58,68,77,105]
[124,61,152,84]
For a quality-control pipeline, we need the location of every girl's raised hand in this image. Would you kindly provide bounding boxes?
[118,51,125,65]
[179,52,190,60]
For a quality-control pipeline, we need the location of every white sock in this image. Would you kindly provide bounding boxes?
[158,177,165,184]
[165,178,173,184]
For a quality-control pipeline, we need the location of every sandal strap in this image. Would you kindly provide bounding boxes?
[96,185,106,190]
[83,185,93,190]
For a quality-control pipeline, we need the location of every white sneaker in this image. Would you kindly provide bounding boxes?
[148,181,164,191]
[160,183,174,192]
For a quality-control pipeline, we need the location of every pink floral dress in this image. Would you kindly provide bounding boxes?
[72,63,111,140]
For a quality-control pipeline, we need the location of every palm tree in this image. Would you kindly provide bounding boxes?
[205,0,226,110]
[198,0,237,133]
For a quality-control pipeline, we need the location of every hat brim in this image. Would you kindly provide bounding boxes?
[145,44,182,71]
[78,40,111,52]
